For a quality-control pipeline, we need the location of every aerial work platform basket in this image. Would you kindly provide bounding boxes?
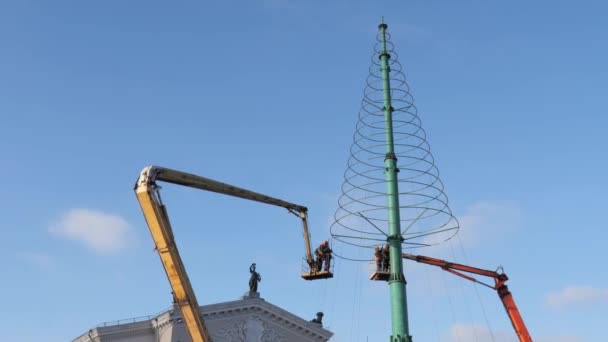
[369,261,390,281]
[301,258,334,280]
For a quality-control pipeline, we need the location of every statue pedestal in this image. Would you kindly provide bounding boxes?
[242,291,262,300]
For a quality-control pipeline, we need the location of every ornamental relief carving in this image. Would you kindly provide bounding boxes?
[212,319,246,341]
[211,316,286,342]
[261,321,286,342]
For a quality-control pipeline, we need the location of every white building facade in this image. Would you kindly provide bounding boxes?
[73,293,333,342]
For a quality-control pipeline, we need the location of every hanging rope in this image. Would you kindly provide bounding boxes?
[439,252,462,342]
[328,250,339,330]
[349,259,363,341]
[448,241,481,342]
[455,234,497,342]
[423,263,442,342]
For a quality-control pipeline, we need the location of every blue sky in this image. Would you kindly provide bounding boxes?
[1,1,607,341]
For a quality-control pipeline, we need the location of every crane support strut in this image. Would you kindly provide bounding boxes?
[402,253,533,342]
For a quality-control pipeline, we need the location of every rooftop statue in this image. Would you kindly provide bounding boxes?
[249,263,261,293]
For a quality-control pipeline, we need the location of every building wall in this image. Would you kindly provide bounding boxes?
[73,296,332,342]
[162,315,325,342]
[73,320,155,342]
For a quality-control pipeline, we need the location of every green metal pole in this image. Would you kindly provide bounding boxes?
[378,22,412,342]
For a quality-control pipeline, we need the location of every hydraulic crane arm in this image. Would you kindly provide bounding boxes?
[402,253,532,342]
[137,166,316,266]
[134,166,317,342]
[139,166,308,212]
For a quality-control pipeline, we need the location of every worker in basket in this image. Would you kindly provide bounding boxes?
[381,244,390,271]
[315,240,332,272]
[374,245,382,271]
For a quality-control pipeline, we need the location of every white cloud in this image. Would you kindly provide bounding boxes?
[448,323,585,342]
[545,286,608,310]
[448,323,517,342]
[421,200,522,250]
[18,251,54,269]
[49,209,132,255]
[537,336,586,342]
[455,201,522,248]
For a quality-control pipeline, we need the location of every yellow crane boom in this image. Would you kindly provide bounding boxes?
[134,165,326,342]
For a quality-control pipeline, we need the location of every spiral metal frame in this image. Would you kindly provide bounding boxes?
[330,28,460,262]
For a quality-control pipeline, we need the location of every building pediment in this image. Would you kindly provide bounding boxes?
[198,295,332,341]
[73,293,332,342]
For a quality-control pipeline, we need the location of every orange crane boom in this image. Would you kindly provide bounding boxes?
[402,253,532,342]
